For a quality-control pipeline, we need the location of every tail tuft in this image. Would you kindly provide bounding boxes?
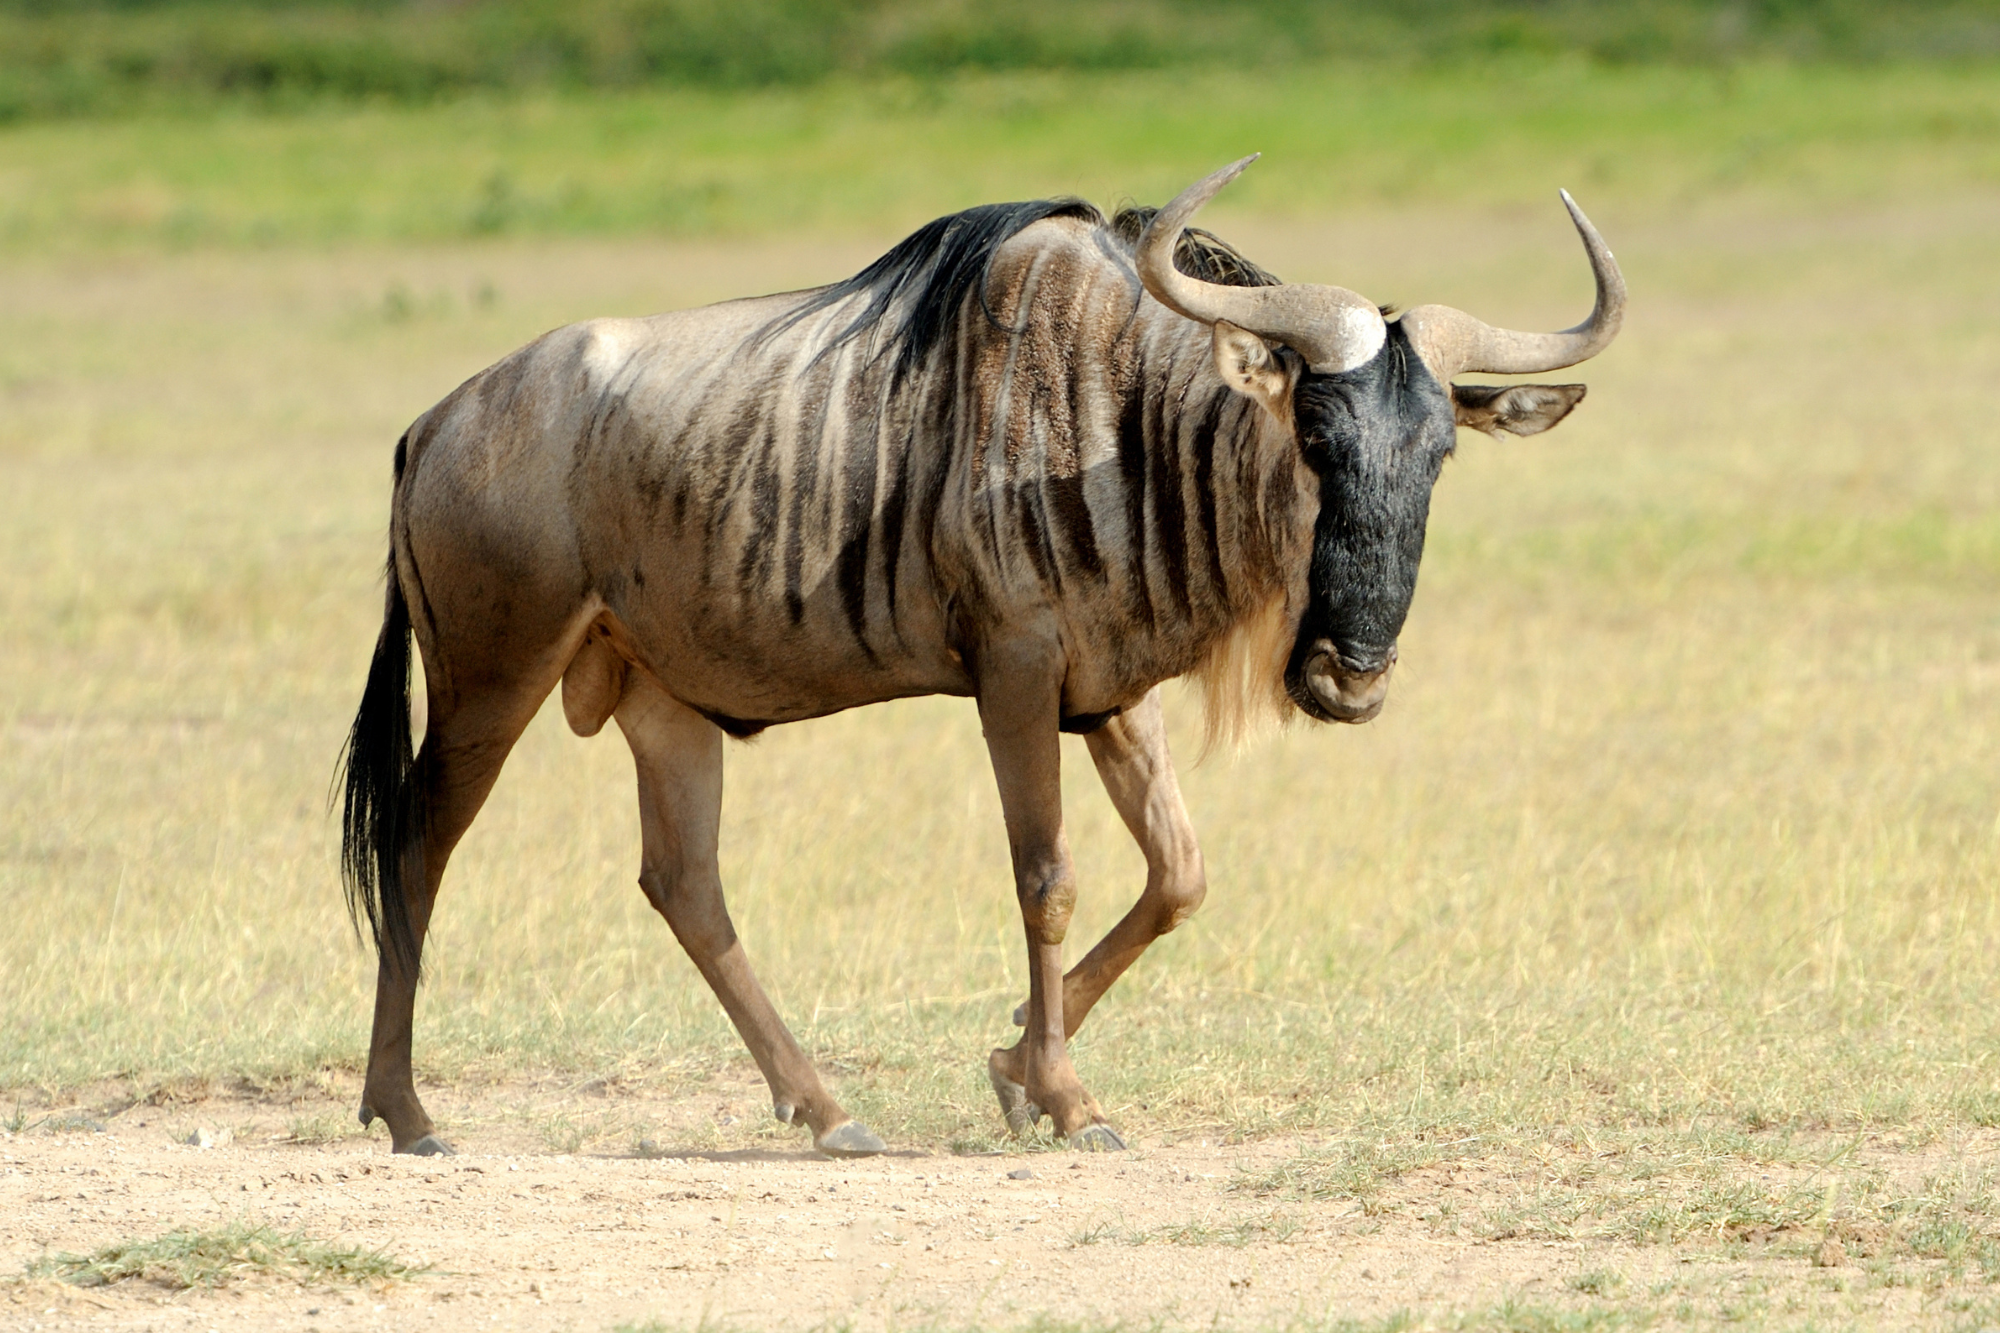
[336,556,424,972]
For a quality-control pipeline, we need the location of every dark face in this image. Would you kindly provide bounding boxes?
[1284,321,1457,724]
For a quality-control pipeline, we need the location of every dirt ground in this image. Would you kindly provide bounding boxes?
[4,1079,1989,1332]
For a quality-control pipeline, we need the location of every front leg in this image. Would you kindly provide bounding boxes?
[1006,688,1206,1037]
[977,634,1123,1149]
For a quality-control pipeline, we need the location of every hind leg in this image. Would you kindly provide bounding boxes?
[615,675,883,1158]
[357,673,553,1154]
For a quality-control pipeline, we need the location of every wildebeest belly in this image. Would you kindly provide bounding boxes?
[591,547,974,730]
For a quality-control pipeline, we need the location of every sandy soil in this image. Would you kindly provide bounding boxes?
[1,1080,1981,1331]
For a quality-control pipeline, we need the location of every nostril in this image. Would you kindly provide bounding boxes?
[1334,643,1395,677]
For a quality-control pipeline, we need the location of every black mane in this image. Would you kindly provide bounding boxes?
[765,196,1281,382]
[770,198,1102,382]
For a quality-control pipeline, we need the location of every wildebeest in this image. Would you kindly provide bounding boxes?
[339,156,1624,1156]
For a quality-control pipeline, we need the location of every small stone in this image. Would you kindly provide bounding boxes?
[1007,1168,1034,1180]
[1813,1238,1847,1268]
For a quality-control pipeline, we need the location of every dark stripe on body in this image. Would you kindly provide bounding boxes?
[1115,390,1155,629]
[703,394,767,587]
[878,436,912,629]
[1149,373,1193,620]
[781,420,810,624]
[1046,473,1101,580]
[737,418,784,599]
[833,375,882,661]
[1191,389,1231,609]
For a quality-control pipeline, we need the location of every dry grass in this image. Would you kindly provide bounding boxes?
[1237,1129,2000,1273]
[2,125,1998,1275]
[24,1220,423,1289]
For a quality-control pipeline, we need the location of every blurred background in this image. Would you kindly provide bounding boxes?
[4,0,1998,116]
[2,1,1999,1164]
[2,0,1999,247]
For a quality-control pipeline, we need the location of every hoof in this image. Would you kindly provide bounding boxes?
[814,1121,886,1158]
[988,1064,1043,1137]
[1067,1123,1126,1153]
[399,1134,455,1157]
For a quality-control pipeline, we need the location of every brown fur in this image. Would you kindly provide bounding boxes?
[338,184,1615,1161]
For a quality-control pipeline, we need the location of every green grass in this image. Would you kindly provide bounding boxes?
[25,1220,425,1289]
[3,0,1995,122]
[3,59,2000,253]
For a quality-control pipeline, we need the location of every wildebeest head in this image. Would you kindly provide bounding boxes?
[1137,156,1626,724]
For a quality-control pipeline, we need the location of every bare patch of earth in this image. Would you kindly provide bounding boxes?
[3,1078,1995,1331]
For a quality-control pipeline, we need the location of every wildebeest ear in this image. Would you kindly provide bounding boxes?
[1211,320,1291,421]
[1451,383,1587,437]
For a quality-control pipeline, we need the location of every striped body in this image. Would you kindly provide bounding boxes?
[395,214,1314,732]
[340,165,1620,1156]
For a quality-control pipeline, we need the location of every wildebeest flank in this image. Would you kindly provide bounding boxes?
[338,157,1625,1156]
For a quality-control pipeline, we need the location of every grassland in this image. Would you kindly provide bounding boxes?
[2,62,1999,253]
[2,57,2000,1326]
[4,0,1993,121]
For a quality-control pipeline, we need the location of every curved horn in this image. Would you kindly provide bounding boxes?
[1398,190,1626,380]
[1137,156,1387,374]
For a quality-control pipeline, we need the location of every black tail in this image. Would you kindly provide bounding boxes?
[337,555,424,973]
